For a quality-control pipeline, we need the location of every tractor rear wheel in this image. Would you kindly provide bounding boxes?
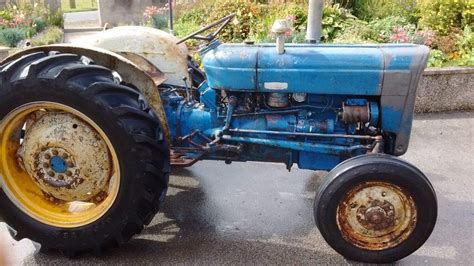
[0,51,170,254]
[314,154,437,263]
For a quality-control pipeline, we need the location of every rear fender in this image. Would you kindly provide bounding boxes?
[1,44,171,144]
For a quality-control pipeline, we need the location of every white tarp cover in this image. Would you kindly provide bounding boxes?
[0,222,39,265]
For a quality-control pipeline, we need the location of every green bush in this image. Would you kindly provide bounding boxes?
[172,0,473,67]
[175,1,265,43]
[352,0,418,22]
[367,16,413,43]
[31,26,63,46]
[47,11,64,28]
[33,17,46,32]
[455,26,474,66]
[321,4,355,42]
[151,14,169,30]
[333,20,373,43]
[0,28,26,47]
[249,3,307,43]
[205,1,263,43]
[418,0,473,36]
[428,49,449,67]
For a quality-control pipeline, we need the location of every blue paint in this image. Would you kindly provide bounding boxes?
[298,152,343,171]
[201,45,258,90]
[257,45,383,95]
[164,42,428,171]
[370,101,379,126]
[346,98,368,106]
[50,156,67,173]
[198,82,217,111]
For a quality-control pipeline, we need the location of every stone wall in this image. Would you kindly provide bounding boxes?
[415,67,474,113]
[98,0,167,26]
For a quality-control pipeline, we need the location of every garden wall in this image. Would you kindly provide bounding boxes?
[415,67,474,113]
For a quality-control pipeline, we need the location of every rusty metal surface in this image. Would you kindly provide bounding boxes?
[342,103,370,124]
[267,93,289,108]
[116,52,166,85]
[170,150,205,167]
[1,45,171,144]
[74,26,190,87]
[18,112,111,202]
[336,181,417,251]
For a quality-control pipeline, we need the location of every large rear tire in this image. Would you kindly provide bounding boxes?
[314,154,437,263]
[0,51,170,254]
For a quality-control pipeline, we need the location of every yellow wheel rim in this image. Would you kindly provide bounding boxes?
[0,102,120,228]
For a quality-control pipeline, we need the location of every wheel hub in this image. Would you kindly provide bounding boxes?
[357,199,395,230]
[36,147,80,189]
[337,182,417,251]
[18,112,112,202]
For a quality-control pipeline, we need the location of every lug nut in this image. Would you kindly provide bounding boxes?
[43,163,49,168]
[65,171,73,177]
[47,171,55,177]
[44,154,51,159]
[52,150,59,156]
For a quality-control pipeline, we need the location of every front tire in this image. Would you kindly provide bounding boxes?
[314,154,437,263]
[0,51,170,254]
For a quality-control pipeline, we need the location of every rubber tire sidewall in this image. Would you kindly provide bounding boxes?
[314,154,437,263]
[0,79,163,252]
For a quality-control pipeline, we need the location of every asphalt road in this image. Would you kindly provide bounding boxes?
[1,112,473,265]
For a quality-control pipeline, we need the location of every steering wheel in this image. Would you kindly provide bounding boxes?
[176,13,236,45]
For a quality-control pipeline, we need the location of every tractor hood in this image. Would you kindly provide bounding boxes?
[201,43,429,96]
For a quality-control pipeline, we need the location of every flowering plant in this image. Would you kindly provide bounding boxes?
[143,5,170,30]
[389,27,435,46]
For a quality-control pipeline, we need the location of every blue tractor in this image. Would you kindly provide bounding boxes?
[0,1,436,263]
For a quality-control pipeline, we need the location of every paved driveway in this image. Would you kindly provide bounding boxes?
[1,112,473,264]
[64,11,100,28]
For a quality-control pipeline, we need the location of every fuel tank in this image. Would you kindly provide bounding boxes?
[201,43,429,96]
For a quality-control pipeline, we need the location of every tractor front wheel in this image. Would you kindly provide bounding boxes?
[314,154,437,263]
[0,51,169,254]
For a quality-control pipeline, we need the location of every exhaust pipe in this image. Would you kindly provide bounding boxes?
[306,0,324,43]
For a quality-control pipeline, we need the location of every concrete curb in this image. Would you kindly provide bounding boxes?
[64,27,104,33]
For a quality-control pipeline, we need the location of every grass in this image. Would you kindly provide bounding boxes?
[61,0,98,12]
[31,26,64,46]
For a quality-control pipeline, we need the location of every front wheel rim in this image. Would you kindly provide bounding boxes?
[336,181,417,251]
[0,102,120,228]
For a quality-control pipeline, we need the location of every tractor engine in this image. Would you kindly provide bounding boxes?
[161,41,428,170]
[162,87,380,170]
